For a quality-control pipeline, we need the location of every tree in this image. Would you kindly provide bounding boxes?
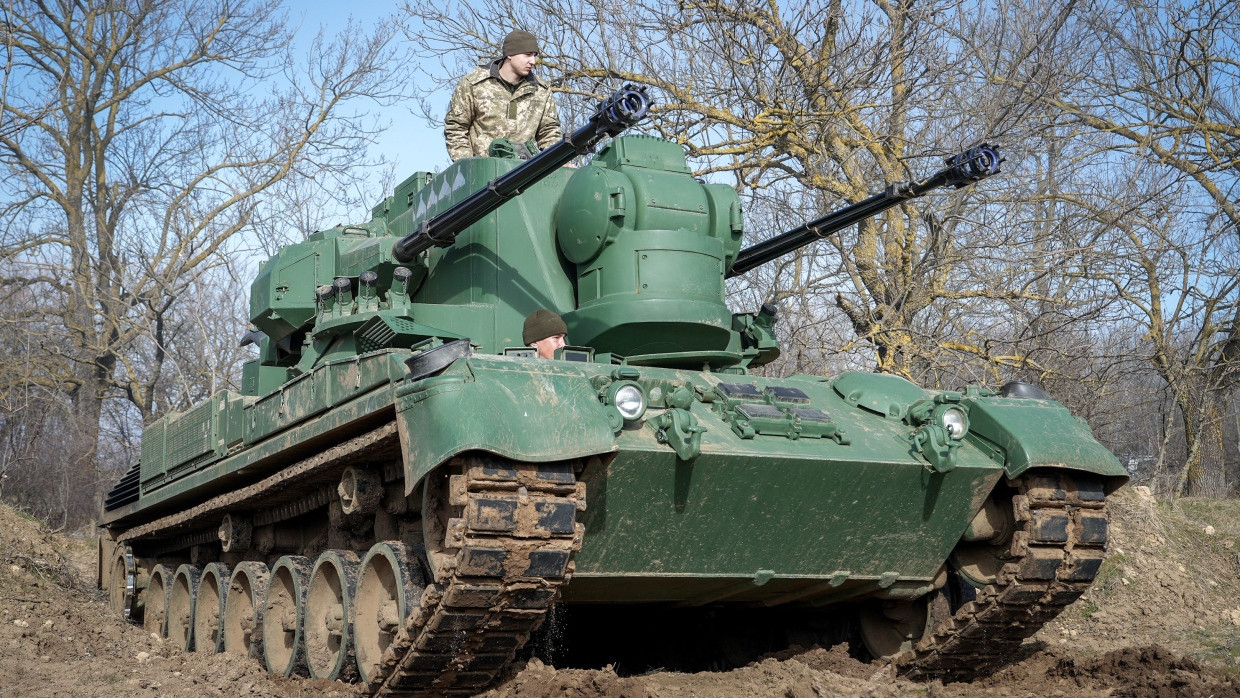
[400,0,1114,385]
[0,0,409,525]
[1041,0,1240,495]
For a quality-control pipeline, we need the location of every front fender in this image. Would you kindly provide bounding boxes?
[964,396,1129,492]
[395,357,617,489]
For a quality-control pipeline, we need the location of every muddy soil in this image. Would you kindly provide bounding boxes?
[1,486,1237,697]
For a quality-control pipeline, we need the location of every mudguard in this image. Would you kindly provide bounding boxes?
[964,396,1128,491]
[394,356,617,489]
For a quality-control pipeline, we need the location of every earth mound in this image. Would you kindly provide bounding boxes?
[1,487,1237,697]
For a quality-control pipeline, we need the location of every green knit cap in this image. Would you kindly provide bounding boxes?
[523,309,567,344]
[502,30,539,57]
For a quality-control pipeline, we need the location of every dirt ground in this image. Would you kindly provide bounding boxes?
[1,485,1237,697]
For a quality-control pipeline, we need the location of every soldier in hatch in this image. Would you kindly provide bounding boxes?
[444,30,563,161]
[523,309,567,359]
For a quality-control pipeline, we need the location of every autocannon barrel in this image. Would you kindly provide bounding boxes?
[392,84,654,263]
[727,144,1002,277]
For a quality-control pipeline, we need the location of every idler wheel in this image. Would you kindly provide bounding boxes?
[858,597,932,659]
[305,550,361,681]
[192,563,232,653]
[858,571,969,660]
[107,546,136,621]
[354,542,426,685]
[950,484,1018,587]
[223,561,270,658]
[262,555,312,677]
[143,564,175,638]
[168,564,202,650]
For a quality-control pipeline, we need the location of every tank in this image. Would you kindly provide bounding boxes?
[98,83,1128,695]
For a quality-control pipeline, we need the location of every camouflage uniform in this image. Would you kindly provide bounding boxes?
[444,59,562,161]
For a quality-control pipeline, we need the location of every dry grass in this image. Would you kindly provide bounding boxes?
[0,509,82,592]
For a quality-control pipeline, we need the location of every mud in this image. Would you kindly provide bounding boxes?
[1,487,1238,697]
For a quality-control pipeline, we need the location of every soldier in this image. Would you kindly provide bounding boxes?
[523,309,567,359]
[444,30,563,161]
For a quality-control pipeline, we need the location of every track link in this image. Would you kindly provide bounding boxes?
[899,472,1109,680]
[369,457,585,696]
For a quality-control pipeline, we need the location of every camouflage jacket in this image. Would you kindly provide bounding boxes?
[443,60,562,161]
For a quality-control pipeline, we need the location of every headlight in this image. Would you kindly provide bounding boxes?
[937,406,968,439]
[608,382,647,421]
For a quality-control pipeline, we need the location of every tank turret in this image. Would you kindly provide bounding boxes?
[246,116,999,389]
[555,141,1001,366]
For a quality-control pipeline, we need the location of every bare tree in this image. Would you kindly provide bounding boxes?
[0,287,94,529]
[0,3,59,141]
[0,0,409,502]
[401,0,1115,385]
[1041,0,1240,495]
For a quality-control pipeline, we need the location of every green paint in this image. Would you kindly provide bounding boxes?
[103,134,1128,612]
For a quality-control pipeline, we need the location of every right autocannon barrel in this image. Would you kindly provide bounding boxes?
[392,84,654,264]
[727,144,1002,277]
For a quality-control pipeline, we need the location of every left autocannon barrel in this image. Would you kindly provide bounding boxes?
[391,83,654,263]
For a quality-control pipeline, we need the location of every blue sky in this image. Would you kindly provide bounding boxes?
[296,1,454,177]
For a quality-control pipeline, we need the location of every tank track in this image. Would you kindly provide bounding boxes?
[369,457,584,696]
[116,423,402,547]
[114,422,582,697]
[899,472,1109,680]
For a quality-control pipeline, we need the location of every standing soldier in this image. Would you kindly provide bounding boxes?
[444,30,563,161]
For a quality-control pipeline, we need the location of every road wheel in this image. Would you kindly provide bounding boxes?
[192,563,232,653]
[305,550,361,681]
[143,565,174,638]
[354,541,426,685]
[168,565,202,650]
[223,561,269,658]
[262,555,312,676]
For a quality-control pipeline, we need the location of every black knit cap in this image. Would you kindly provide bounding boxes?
[523,309,567,344]
[502,30,539,57]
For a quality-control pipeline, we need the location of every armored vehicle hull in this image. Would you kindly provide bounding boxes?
[99,89,1128,694]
